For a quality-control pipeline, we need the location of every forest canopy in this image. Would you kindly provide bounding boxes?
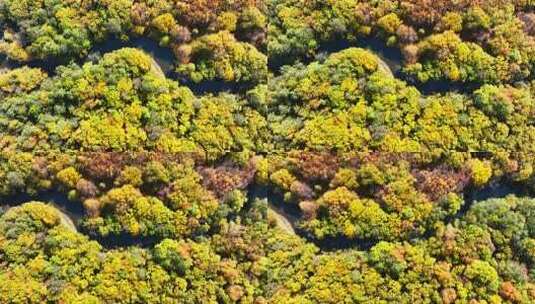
[2,0,535,303]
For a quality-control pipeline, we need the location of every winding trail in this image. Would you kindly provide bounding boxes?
[376,56,394,78]
[268,205,296,235]
[53,206,77,232]
[0,179,529,251]
[0,36,253,96]
[1,191,82,233]
[2,34,477,97]
[149,57,165,78]
[261,179,529,251]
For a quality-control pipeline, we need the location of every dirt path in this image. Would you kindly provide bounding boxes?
[51,205,78,232]
[150,57,165,78]
[377,57,394,77]
[268,206,296,235]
